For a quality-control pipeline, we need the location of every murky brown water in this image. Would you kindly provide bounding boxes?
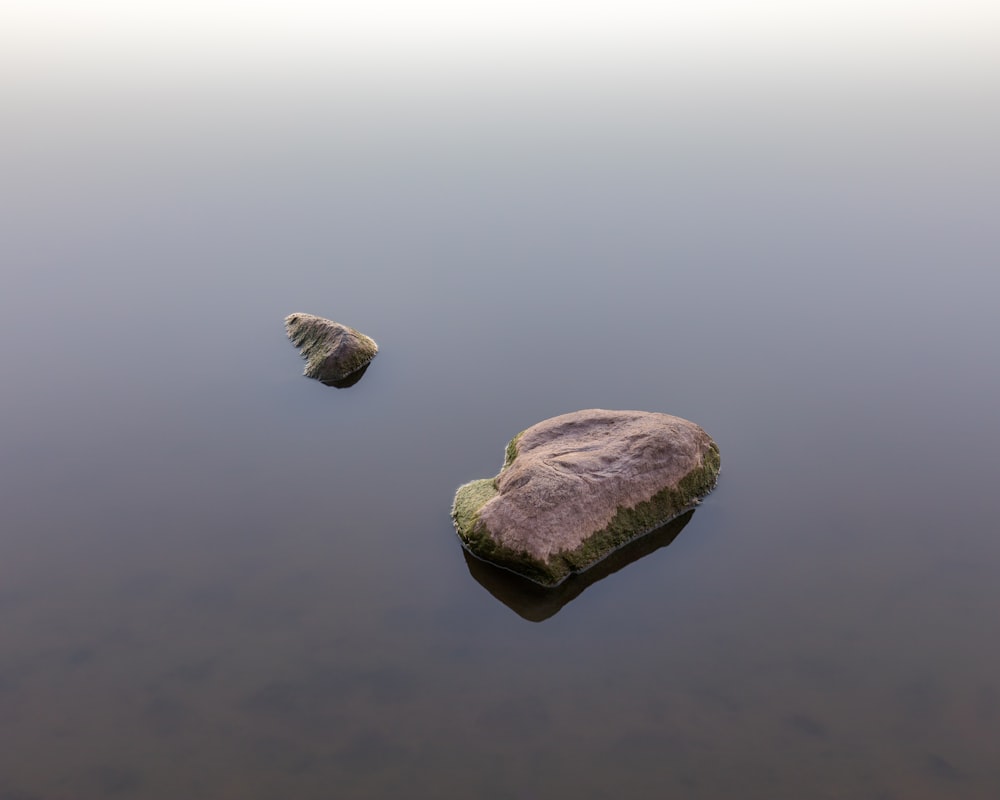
[1,58,999,798]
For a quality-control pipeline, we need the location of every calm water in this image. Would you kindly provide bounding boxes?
[2,61,999,799]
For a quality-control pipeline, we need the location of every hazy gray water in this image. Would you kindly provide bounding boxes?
[2,66,999,799]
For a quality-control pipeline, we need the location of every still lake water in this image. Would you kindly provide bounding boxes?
[2,61,999,798]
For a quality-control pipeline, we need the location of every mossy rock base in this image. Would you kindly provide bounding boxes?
[463,510,694,621]
[450,409,720,587]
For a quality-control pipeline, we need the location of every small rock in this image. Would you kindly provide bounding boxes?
[284,313,378,386]
[451,409,720,586]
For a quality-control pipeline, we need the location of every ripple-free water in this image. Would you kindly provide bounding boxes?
[2,53,999,799]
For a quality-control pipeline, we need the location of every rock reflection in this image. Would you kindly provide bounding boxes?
[463,510,694,621]
[322,362,371,388]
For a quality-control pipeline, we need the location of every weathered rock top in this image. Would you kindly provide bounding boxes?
[452,409,720,586]
[285,312,378,386]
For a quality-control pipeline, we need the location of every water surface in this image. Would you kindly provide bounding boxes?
[1,59,999,799]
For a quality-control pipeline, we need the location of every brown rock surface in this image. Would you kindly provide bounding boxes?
[451,409,720,586]
[285,312,378,386]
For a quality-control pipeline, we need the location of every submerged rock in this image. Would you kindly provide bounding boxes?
[284,313,378,386]
[451,409,720,587]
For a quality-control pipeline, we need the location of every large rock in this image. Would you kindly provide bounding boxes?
[285,313,378,386]
[451,409,720,587]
